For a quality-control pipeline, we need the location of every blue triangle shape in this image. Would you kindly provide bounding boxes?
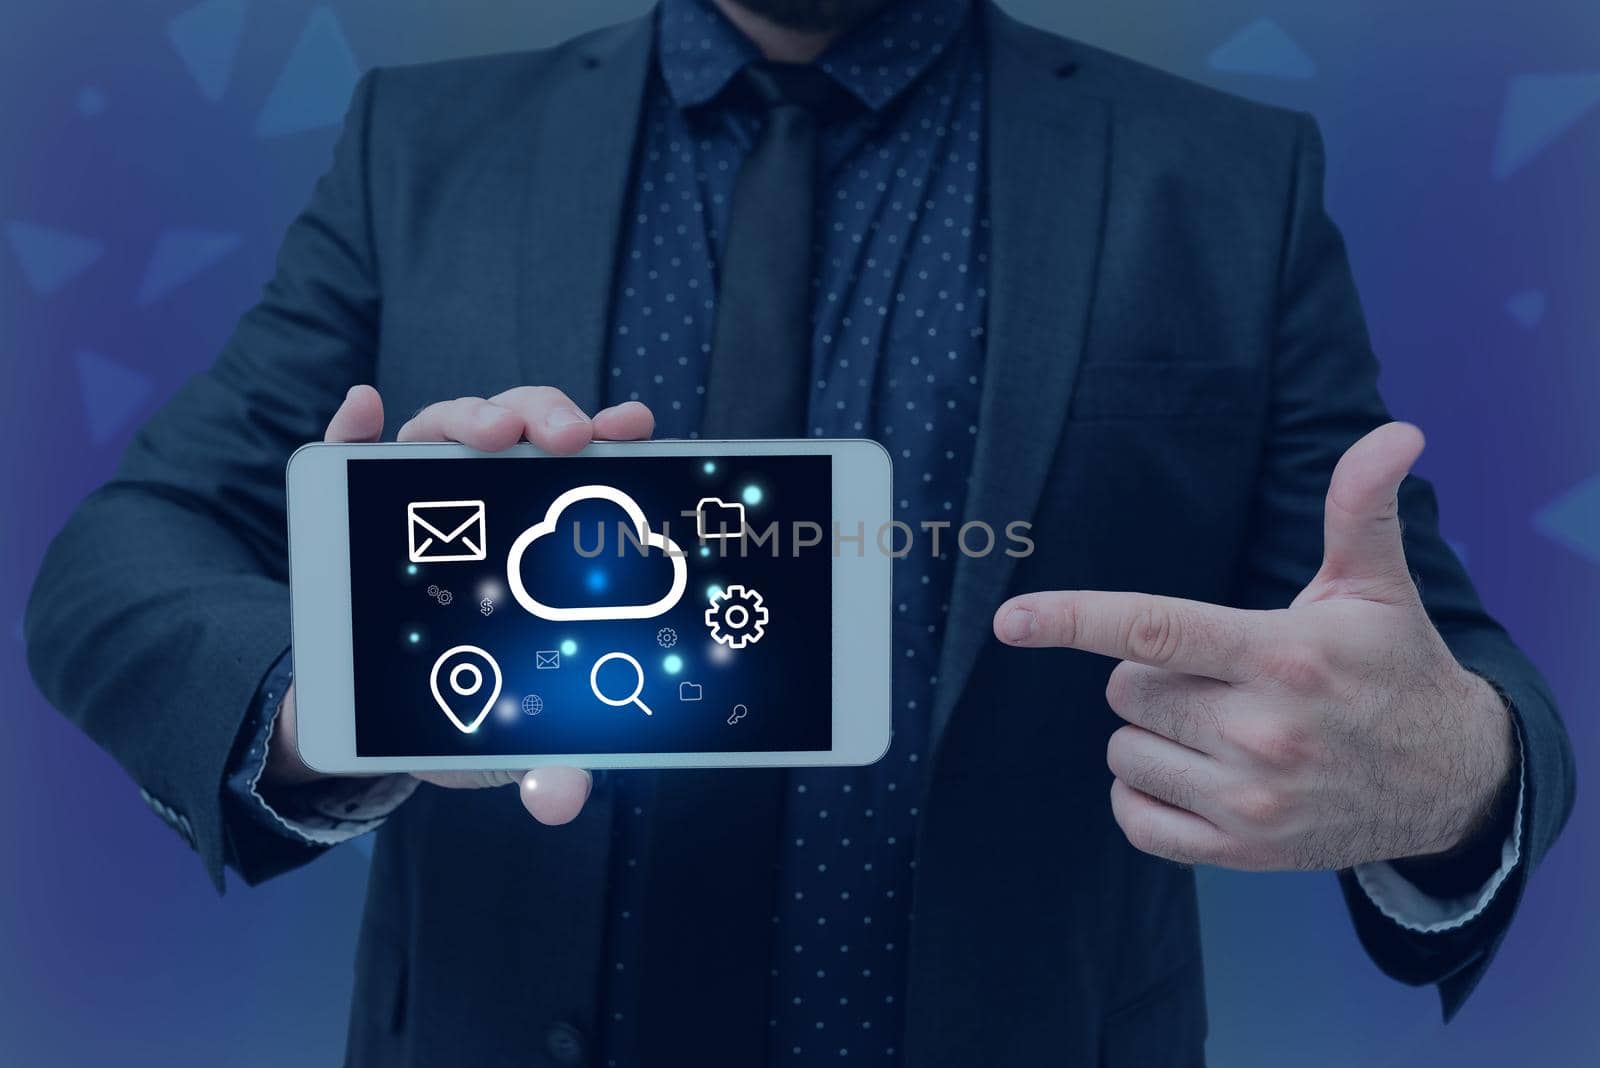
[1492,72,1600,181]
[167,0,249,103]
[74,351,155,444]
[1505,290,1547,329]
[137,229,242,306]
[1208,18,1316,80]
[1535,474,1600,566]
[256,7,359,138]
[5,221,104,296]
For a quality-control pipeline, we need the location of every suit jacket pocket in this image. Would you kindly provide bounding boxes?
[1070,361,1260,422]
[1099,955,1207,1068]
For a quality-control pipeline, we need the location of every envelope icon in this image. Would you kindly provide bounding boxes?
[407,500,487,563]
[535,650,561,670]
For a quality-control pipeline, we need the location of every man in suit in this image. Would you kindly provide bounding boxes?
[26,0,1574,1064]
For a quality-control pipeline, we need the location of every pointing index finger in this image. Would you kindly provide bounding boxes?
[996,590,1263,683]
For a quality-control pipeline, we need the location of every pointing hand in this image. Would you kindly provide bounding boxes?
[995,424,1515,871]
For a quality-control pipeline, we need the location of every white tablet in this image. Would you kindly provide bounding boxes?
[285,439,892,773]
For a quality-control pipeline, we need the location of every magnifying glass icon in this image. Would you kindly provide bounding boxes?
[589,651,653,717]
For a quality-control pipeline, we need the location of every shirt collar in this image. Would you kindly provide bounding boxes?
[657,0,973,113]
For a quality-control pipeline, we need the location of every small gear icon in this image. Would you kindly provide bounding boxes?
[705,584,769,649]
[656,626,678,649]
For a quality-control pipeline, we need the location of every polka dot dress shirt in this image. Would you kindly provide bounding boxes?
[599,1,988,1064]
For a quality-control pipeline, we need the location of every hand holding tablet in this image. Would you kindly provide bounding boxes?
[282,386,892,810]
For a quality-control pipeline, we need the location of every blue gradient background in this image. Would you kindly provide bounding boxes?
[2,1,1595,1063]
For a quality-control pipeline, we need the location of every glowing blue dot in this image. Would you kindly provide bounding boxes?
[706,584,723,601]
[560,639,577,657]
[703,461,717,474]
[408,632,421,644]
[742,485,763,505]
[586,569,607,592]
[699,546,711,557]
[663,654,683,674]
[406,564,418,575]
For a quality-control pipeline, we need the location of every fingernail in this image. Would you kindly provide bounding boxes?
[547,407,589,429]
[474,403,506,428]
[1001,606,1036,643]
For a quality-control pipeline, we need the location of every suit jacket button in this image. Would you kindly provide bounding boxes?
[543,1021,586,1064]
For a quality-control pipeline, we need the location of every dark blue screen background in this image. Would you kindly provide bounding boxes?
[346,454,833,755]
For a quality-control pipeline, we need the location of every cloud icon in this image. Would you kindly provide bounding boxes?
[505,484,687,621]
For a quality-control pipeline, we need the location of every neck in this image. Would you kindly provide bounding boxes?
[714,1,838,63]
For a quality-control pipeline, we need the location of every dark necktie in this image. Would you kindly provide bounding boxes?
[638,64,857,1058]
[701,62,855,439]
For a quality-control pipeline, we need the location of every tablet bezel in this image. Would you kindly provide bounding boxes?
[287,439,892,772]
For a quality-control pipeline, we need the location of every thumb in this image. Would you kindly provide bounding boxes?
[520,766,593,826]
[1313,421,1425,603]
[324,384,385,443]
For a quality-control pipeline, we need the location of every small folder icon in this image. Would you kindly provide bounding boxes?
[407,500,487,563]
[679,682,702,701]
[695,497,746,540]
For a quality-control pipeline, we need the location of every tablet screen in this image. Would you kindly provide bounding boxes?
[346,455,833,756]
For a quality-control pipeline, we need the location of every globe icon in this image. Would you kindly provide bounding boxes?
[520,694,544,716]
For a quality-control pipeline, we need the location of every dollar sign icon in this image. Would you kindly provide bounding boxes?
[479,597,495,616]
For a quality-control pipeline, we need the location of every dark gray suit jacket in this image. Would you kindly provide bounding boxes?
[26,6,1573,1067]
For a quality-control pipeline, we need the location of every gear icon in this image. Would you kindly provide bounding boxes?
[705,584,769,649]
[656,626,678,649]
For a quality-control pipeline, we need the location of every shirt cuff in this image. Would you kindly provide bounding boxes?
[1351,730,1526,934]
[224,652,418,847]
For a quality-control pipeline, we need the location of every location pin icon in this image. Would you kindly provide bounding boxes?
[430,645,503,734]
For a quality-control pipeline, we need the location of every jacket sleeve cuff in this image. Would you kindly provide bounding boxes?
[224,652,417,850]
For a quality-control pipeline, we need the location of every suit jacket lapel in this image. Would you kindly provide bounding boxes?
[518,15,654,410]
[930,7,1112,744]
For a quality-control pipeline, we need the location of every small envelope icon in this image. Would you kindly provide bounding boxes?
[679,682,702,701]
[535,650,561,670]
[407,500,487,563]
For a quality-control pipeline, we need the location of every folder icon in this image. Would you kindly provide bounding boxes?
[695,497,746,540]
[407,500,487,563]
[679,682,702,701]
